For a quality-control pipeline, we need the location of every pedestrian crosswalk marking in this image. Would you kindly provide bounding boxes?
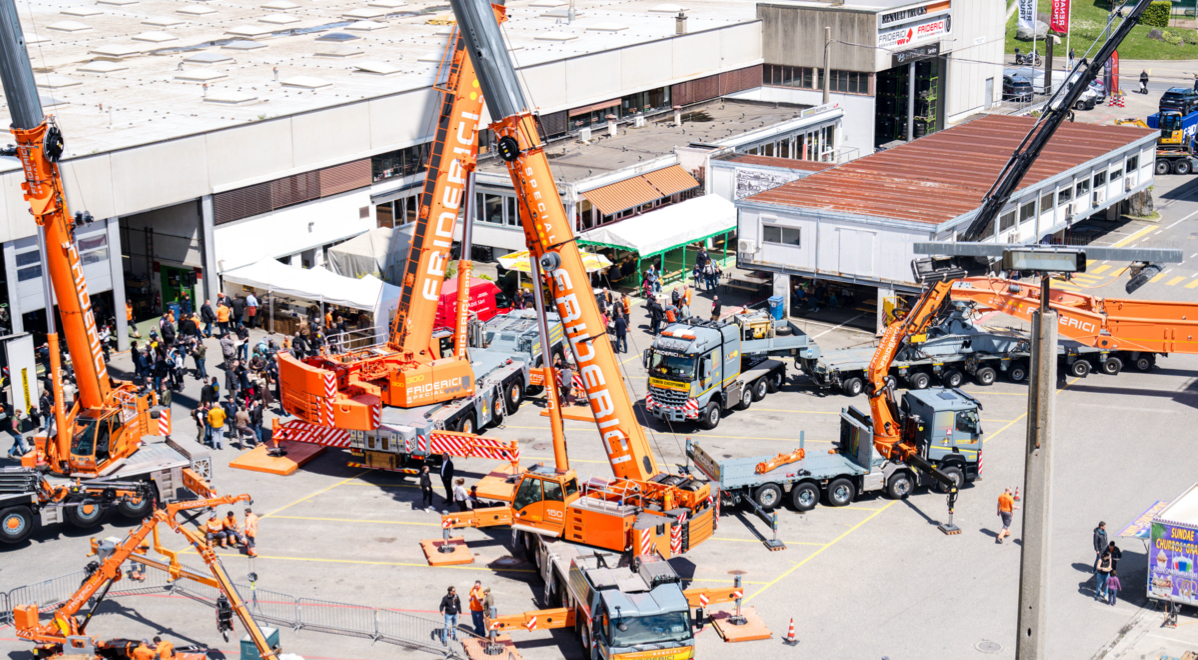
[1187,279,1198,289]
[1167,276,1187,286]
[1091,264,1111,275]
[1149,272,1169,283]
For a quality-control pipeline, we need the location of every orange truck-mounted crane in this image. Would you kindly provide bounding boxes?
[950,276,1198,374]
[0,0,212,544]
[441,0,715,560]
[12,494,285,660]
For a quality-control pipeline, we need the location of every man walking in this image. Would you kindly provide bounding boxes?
[614,314,628,353]
[7,409,28,459]
[469,581,486,636]
[192,340,207,380]
[996,487,1017,544]
[440,454,455,505]
[245,292,259,329]
[243,507,259,557]
[201,300,216,338]
[558,359,574,406]
[710,295,722,322]
[419,465,435,511]
[1093,521,1108,573]
[208,403,227,450]
[439,586,462,644]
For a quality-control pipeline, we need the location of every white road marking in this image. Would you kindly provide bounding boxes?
[1165,208,1198,229]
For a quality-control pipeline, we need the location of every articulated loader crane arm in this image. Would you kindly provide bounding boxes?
[14,494,281,660]
[450,0,660,482]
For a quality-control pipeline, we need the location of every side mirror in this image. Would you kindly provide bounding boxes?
[642,349,651,369]
[703,358,713,378]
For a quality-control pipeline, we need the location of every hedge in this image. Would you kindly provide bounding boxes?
[1141,1,1172,28]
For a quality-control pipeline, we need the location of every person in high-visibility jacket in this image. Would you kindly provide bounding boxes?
[131,640,156,660]
[153,636,174,660]
[243,507,258,557]
[222,511,245,548]
[204,513,227,547]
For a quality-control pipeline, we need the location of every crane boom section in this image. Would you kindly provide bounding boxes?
[951,277,1198,353]
[391,28,485,358]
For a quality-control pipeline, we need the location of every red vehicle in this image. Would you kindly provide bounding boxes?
[435,276,511,328]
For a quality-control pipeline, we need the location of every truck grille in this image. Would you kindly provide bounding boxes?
[649,386,689,406]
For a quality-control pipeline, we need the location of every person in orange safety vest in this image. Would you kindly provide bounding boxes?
[204,513,227,547]
[222,511,245,547]
[153,636,174,660]
[243,507,259,557]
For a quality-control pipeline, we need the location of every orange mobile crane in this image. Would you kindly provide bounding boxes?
[950,277,1198,374]
[12,494,282,660]
[0,0,211,543]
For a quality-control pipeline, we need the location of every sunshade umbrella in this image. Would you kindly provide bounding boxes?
[498,249,613,273]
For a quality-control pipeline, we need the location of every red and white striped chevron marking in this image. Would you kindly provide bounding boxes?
[321,372,336,426]
[698,593,709,609]
[157,409,171,436]
[441,518,453,529]
[525,615,537,632]
[645,393,655,409]
[731,589,743,600]
[274,420,351,447]
[978,449,983,476]
[371,403,382,428]
[428,432,519,462]
[671,514,684,554]
[638,528,652,556]
[553,371,585,390]
[645,395,699,419]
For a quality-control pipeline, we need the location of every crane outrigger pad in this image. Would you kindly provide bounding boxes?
[421,537,474,566]
[538,404,594,423]
[229,441,326,476]
[462,634,520,660]
[711,606,771,643]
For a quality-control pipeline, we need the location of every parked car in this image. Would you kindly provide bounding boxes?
[1160,87,1198,115]
[1088,79,1106,103]
[1003,75,1034,102]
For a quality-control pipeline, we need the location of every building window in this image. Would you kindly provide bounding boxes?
[1039,192,1054,215]
[506,196,519,227]
[1076,178,1091,198]
[1110,167,1123,181]
[78,233,109,266]
[372,143,429,182]
[999,210,1016,231]
[1058,186,1072,206]
[828,70,869,94]
[15,249,41,282]
[475,192,519,226]
[1127,155,1139,171]
[764,65,816,90]
[1018,201,1035,225]
[762,225,800,246]
[1094,171,1107,187]
[620,87,671,117]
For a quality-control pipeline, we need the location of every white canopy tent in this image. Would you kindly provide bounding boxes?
[222,259,401,340]
[325,225,415,284]
[578,195,735,257]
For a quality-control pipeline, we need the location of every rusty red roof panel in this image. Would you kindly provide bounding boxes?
[744,114,1155,225]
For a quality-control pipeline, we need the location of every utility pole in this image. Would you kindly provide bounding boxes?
[823,26,831,105]
[1016,274,1056,660]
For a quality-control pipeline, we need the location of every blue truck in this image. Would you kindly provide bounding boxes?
[685,388,982,512]
[1142,110,1197,175]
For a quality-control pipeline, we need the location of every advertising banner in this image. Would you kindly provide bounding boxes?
[1050,0,1070,33]
[4,333,38,416]
[1149,521,1198,606]
[1018,0,1036,32]
[878,15,951,48]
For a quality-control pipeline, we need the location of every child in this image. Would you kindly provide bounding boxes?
[1106,570,1121,606]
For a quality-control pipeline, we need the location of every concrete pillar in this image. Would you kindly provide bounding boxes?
[107,218,130,352]
[314,245,326,269]
[289,254,301,267]
[772,273,790,318]
[566,200,578,233]
[200,194,220,304]
[876,286,894,335]
[2,240,23,335]
[906,62,916,142]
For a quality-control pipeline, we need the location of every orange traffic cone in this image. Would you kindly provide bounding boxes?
[1013,487,1021,502]
[783,617,798,646]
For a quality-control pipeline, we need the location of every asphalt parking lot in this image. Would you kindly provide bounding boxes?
[4,183,1198,658]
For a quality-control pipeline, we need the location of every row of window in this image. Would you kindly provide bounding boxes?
[764,65,870,95]
[997,155,1141,232]
[743,125,836,161]
[14,233,108,283]
[763,225,800,247]
[372,143,430,183]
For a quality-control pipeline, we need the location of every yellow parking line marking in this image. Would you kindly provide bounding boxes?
[270,515,440,527]
[1113,225,1156,248]
[1167,276,1186,286]
[262,469,373,520]
[744,500,897,604]
[1091,264,1111,275]
[1149,271,1169,283]
[1187,279,1198,289]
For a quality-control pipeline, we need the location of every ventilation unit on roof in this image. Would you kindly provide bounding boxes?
[316,32,360,42]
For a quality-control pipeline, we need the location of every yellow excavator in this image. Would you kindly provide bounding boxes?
[1115,110,1195,175]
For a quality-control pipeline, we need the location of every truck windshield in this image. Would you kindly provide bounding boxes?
[609,612,692,647]
[649,353,695,380]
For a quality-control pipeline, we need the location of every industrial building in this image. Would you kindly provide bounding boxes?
[734,115,1158,325]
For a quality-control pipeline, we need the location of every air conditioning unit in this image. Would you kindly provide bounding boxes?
[1093,188,1107,206]
[738,239,758,254]
[579,127,592,142]
[1125,173,1137,190]
[633,115,646,128]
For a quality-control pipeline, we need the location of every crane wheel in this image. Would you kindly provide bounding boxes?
[1157,160,1173,175]
[940,369,963,388]
[735,387,752,411]
[1007,362,1028,383]
[936,465,965,493]
[117,496,153,519]
[886,472,914,499]
[751,378,769,402]
[974,367,997,386]
[825,478,856,507]
[753,483,783,510]
[1101,357,1122,376]
[66,498,107,528]
[766,370,783,393]
[840,377,864,397]
[504,379,523,412]
[790,482,819,511]
[456,415,476,435]
[1176,159,1193,176]
[0,506,34,544]
[1134,355,1155,371]
[1069,360,1091,378]
[908,372,930,390]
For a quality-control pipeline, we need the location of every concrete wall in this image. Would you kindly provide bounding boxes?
[729,87,874,158]
[759,4,876,71]
[945,0,1005,121]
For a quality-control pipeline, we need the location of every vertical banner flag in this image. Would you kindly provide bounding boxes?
[1019,0,1036,32]
[1050,0,1070,33]
[1111,50,1120,96]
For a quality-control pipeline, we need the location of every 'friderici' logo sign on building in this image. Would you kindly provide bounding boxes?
[879,0,951,27]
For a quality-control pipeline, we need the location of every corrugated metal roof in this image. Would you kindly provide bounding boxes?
[642,164,700,196]
[582,176,663,216]
[726,154,833,172]
[745,115,1156,225]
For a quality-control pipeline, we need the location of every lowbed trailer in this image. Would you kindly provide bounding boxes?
[798,304,1129,396]
[0,435,214,544]
[687,389,982,512]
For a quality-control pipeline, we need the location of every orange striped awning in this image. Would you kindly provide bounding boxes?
[581,176,663,216]
[642,165,700,196]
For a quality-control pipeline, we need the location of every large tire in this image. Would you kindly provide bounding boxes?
[1176,159,1194,176]
[908,372,930,390]
[1069,359,1091,378]
[503,379,523,412]
[735,387,752,411]
[937,465,965,493]
[0,506,34,544]
[117,495,154,519]
[1008,362,1028,383]
[825,478,856,507]
[974,366,997,386]
[1101,356,1123,376]
[751,378,769,402]
[753,483,783,510]
[1134,354,1155,371]
[1158,159,1174,176]
[456,414,476,435]
[841,377,864,397]
[766,370,783,393]
[886,472,914,500]
[790,482,819,511]
[699,403,720,430]
[66,498,106,528]
[940,369,963,388]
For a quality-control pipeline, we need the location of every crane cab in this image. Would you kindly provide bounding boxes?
[511,465,580,535]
